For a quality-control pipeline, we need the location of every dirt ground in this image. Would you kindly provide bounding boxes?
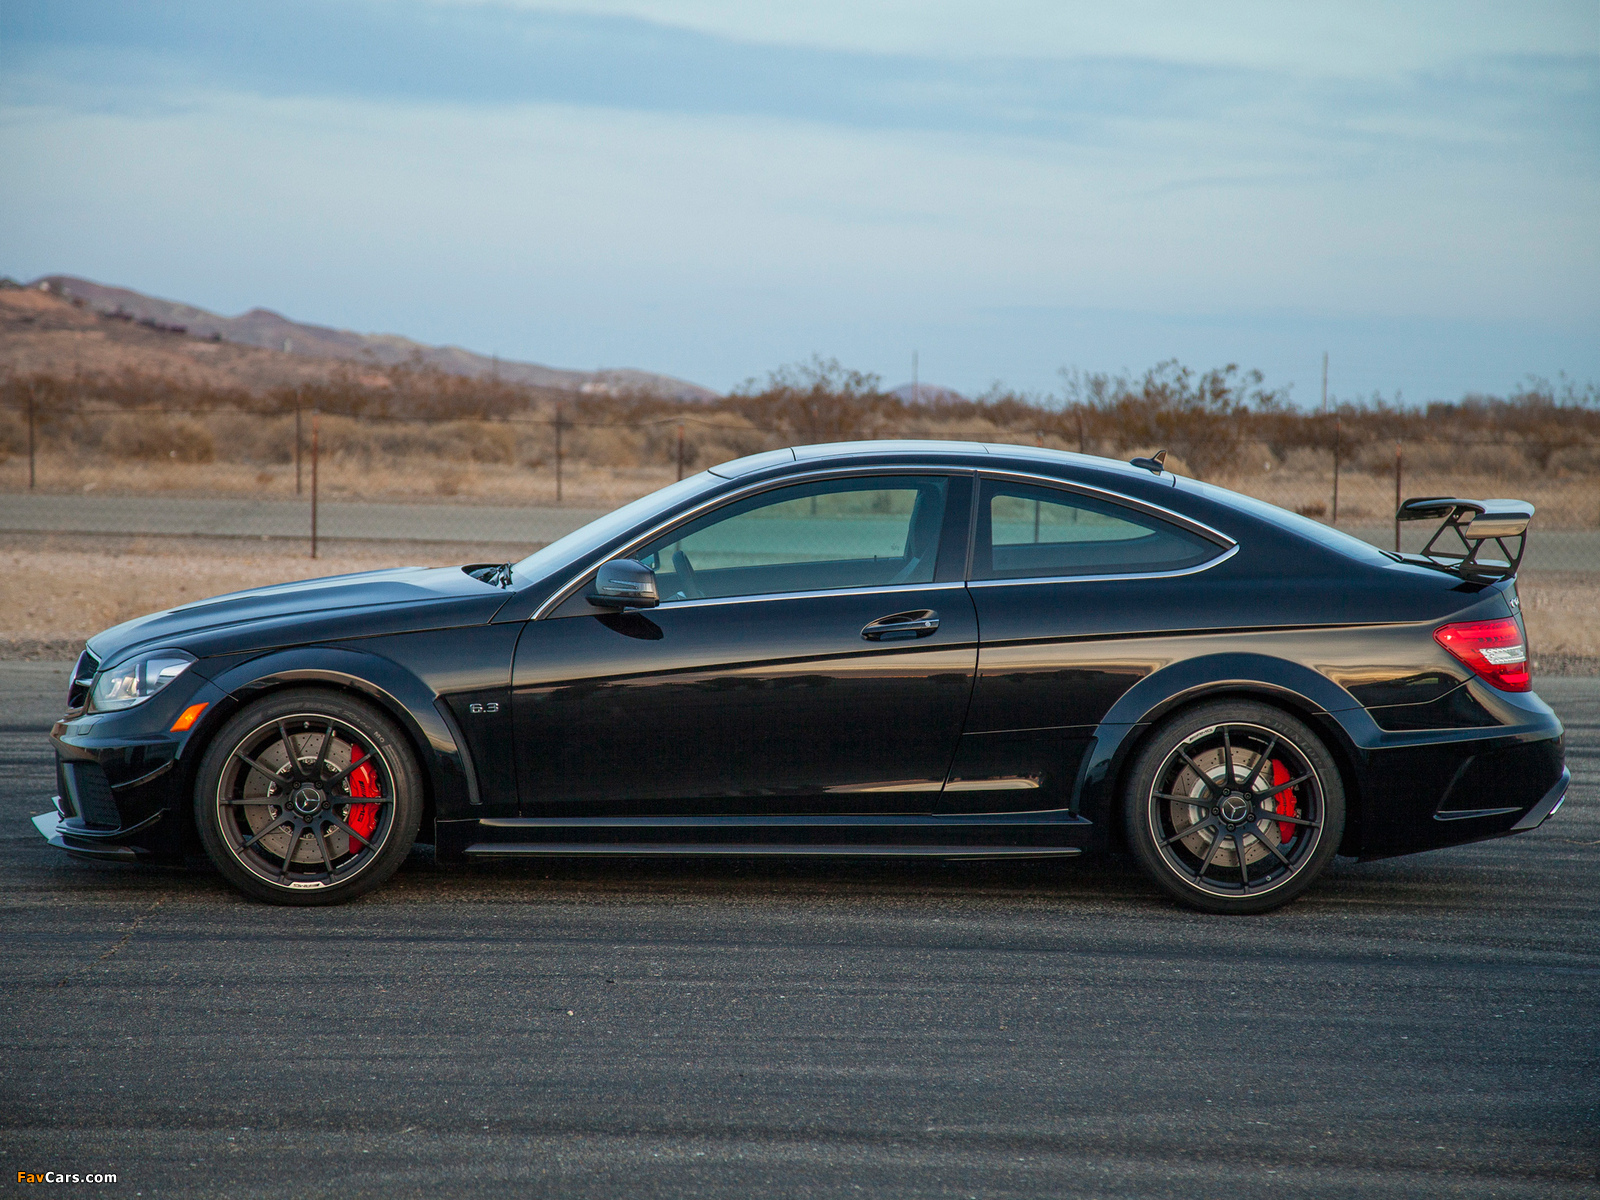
[0,535,1592,670]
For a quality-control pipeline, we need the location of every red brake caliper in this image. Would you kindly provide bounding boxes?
[345,745,380,853]
[1272,760,1298,844]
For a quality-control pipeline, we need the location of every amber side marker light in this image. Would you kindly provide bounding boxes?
[171,702,209,732]
[1434,618,1531,692]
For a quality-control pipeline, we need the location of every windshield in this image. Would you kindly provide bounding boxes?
[1177,477,1396,566]
[511,471,726,584]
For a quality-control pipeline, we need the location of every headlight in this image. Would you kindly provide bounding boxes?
[90,651,195,712]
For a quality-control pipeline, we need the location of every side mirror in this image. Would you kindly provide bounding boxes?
[588,559,659,609]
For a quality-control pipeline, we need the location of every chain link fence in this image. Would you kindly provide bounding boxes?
[2,406,1597,571]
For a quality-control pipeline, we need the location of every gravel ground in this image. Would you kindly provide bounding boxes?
[0,663,1595,1198]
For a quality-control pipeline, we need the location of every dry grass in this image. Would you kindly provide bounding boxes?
[0,453,678,510]
[4,448,1599,529]
[1,538,1593,666]
[0,537,468,645]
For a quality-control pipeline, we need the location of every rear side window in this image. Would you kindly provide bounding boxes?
[974,480,1221,580]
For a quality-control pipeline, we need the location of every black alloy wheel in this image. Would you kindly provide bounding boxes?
[194,689,422,905]
[1124,700,1345,914]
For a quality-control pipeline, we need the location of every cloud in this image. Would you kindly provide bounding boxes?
[4,0,1594,165]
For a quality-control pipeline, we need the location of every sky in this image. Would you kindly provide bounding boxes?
[2,1,1596,403]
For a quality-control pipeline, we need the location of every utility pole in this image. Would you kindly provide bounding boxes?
[26,381,36,490]
[294,396,303,495]
[310,410,320,559]
[912,350,919,405]
[1321,352,1328,414]
[676,422,686,481]
[554,403,564,504]
[1394,443,1403,553]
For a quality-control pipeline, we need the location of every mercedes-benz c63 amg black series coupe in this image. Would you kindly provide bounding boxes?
[35,441,1569,913]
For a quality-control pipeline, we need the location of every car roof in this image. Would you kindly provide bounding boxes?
[709,439,1177,489]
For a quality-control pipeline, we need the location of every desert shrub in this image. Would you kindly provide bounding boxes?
[98,414,215,462]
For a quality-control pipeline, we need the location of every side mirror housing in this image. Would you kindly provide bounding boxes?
[588,559,659,609]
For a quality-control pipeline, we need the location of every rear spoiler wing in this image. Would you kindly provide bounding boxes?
[1396,497,1534,580]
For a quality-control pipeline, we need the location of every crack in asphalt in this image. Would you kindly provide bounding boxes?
[55,893,168,987]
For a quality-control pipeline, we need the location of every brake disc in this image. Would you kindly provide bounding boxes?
[1166,745,1282,868]
[240,730,354,863]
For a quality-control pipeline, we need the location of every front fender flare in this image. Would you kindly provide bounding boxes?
[204,646,476,827]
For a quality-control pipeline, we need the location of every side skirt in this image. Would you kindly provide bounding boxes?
[436,810,1092,864]
[463,843,1080,860]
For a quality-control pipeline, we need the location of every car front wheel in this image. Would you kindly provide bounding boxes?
[1124,700,1345,914]
[194,689,422,905]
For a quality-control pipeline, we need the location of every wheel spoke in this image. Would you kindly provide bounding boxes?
[232,750,286,790]
[1248,824,1293,868]
[1164,817,1216,847]
[1222,727,1236,786]
[277,723,303,780]
[1192,828,1224,880]
[1174,748,1218,796]
[1258,810,1318,829]
[319,756,382,791]
[240,811,293,850]
[277,821,304,878]
[313,821,338,877]
[324,812,375,848]
[1241,735,1278,791]
[1232,829,1251,889]
[313,722,336,779]
[1155,791,1206,806]
[1253,772,1313,802]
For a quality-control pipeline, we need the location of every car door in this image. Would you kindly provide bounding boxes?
[511,472,977,816]
[952,475,1233,811]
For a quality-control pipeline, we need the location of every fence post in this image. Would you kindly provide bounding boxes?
[676,422,685,481]
[1393,442,1402,552]
[26,382,36,490]
[554,403,564,504]
[1331,417,1341,523]
[295,405,303,495]
[311,410,320,559]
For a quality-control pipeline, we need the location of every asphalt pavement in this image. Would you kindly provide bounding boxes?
[1,662,1596,1199]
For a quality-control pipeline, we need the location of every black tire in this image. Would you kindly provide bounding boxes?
[194,689,423,906]
[1123,700,1345,914]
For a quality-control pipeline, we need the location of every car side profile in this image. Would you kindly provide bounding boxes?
[35,441,1569,913]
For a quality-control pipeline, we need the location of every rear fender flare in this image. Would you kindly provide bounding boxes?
[1075,652,1378,850]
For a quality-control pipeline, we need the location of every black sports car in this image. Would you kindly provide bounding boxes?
[35,441,1569,913]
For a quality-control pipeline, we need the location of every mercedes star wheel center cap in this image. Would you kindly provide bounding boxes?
[1220,794,1250,823]
[290,786,325,816]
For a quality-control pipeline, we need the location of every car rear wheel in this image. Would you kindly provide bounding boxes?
[1124,700,1345,914]
[194,689,422,906]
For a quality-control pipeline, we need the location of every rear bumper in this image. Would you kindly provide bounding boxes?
[1510,766,1569,832]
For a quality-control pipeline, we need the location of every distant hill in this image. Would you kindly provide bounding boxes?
[18,275,718,401]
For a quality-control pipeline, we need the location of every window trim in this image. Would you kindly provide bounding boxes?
[533,467,969,619]
[970,469,1237,584]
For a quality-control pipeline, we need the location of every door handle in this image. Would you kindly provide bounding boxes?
[861,610,940,641]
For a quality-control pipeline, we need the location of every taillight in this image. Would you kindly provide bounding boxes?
[1434,618,1531,692]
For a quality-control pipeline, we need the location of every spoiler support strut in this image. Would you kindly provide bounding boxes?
[1396,497,1534,581]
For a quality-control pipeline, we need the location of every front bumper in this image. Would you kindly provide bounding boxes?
[32,803,159,863]
[42,674,231,864]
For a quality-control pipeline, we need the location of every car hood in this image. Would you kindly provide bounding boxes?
[87,565,510,667]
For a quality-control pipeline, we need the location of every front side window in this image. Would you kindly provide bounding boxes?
[636,476,949,601]
[975,480,1220,580]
